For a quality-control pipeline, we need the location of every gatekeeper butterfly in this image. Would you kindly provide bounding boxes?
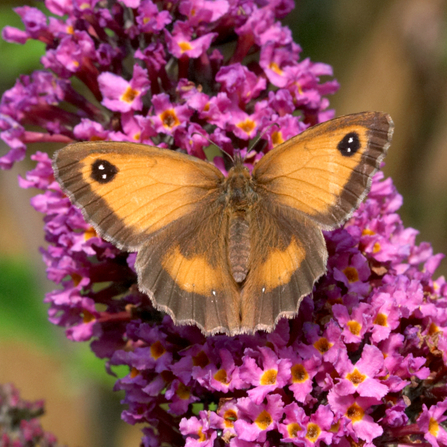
[53,112,393,335]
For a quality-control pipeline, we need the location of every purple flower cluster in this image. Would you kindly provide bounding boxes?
[103,171,446,447]
[2,1,447,446]
[0,0,337,170]
[0,383,63,447]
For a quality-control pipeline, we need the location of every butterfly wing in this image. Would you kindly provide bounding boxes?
[252,112,394,229]
[53,142,240,334]
[136,200,240,335]
[53,142,225,250]
[241,200,327,331]
[241,112,394,331]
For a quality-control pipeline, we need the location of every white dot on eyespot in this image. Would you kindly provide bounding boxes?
[212,290,217,296]
[262,287,266,293]
[347,148,351,152]
[102,174,107,179]
[98,164,105,170]
[348,137,353,143]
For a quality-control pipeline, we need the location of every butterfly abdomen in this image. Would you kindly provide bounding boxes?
[228,212,251,283]
[224,163,258,285]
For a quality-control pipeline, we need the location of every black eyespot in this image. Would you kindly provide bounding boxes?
[337,132,360,157]
[91,159,118,184]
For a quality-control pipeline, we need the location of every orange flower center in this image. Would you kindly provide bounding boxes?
[214,369,228,384]
[291,364,308,383]
[287,422,302,438]
[161,109,180,128]
[373,242,381,253]
[236,119,256,135]
[268,62,283,75]
[198,427,206,442]
[192,350,209,367]
[82,309,95,323]
[428,322,439,336]
[260,369,277,385]
[374,313,388,326]
[314,337,332,354]
[223,409,237,428]
[255,410,272,430]
[343,266,359,283]
[176,383,190,400]
[346,368,366,385]
[178,41,193,53]
[347,320,362,336]
[272,131,284,146]
[346,402,364,422]
[429,417,439,436]
[150,341,166,359]
[306,423,321,441]
[121,86,139,103]
[84,226,97,241]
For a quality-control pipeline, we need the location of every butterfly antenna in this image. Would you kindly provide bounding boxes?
[247,123,280,154]
[192,132,234,164]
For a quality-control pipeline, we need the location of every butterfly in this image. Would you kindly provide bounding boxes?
[53,112,394,336]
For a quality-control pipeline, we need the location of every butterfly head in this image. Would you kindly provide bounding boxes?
[225,162,257,211]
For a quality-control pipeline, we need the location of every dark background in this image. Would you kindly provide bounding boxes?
[1,0,446,445]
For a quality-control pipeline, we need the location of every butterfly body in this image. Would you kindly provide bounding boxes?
[53,112,394,335]
[223,161,258,284]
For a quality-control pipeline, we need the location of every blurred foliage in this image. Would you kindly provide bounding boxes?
[0,255,126,386]
[0,0,124,387]
[0,3,46,90]
[0,256,54,345]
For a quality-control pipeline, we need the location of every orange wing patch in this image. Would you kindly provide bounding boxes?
[161,245,225,295]
[257,237,305,293]
[79,152,216,235]
[254,125,370,216]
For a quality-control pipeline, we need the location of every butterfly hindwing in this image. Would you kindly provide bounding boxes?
[136,200,241,335]
[253,112,394,230]
[241,200,327,331]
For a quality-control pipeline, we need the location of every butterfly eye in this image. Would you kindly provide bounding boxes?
[337,132,360,157]
[91,159,119,184]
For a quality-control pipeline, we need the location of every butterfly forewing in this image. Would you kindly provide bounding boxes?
[253,112,394,230]
[53,142,224,250]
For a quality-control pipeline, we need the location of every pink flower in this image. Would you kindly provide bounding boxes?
[239,347,291,404]
[333,344,389,399]
[332,302,373,344]
[327,394,383,443]
[180,411,219,447]
[235,394,284,442]
[150,92,193,135]
[417,401,447,447]
[165,22,216,58]
[98,65,150,113]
